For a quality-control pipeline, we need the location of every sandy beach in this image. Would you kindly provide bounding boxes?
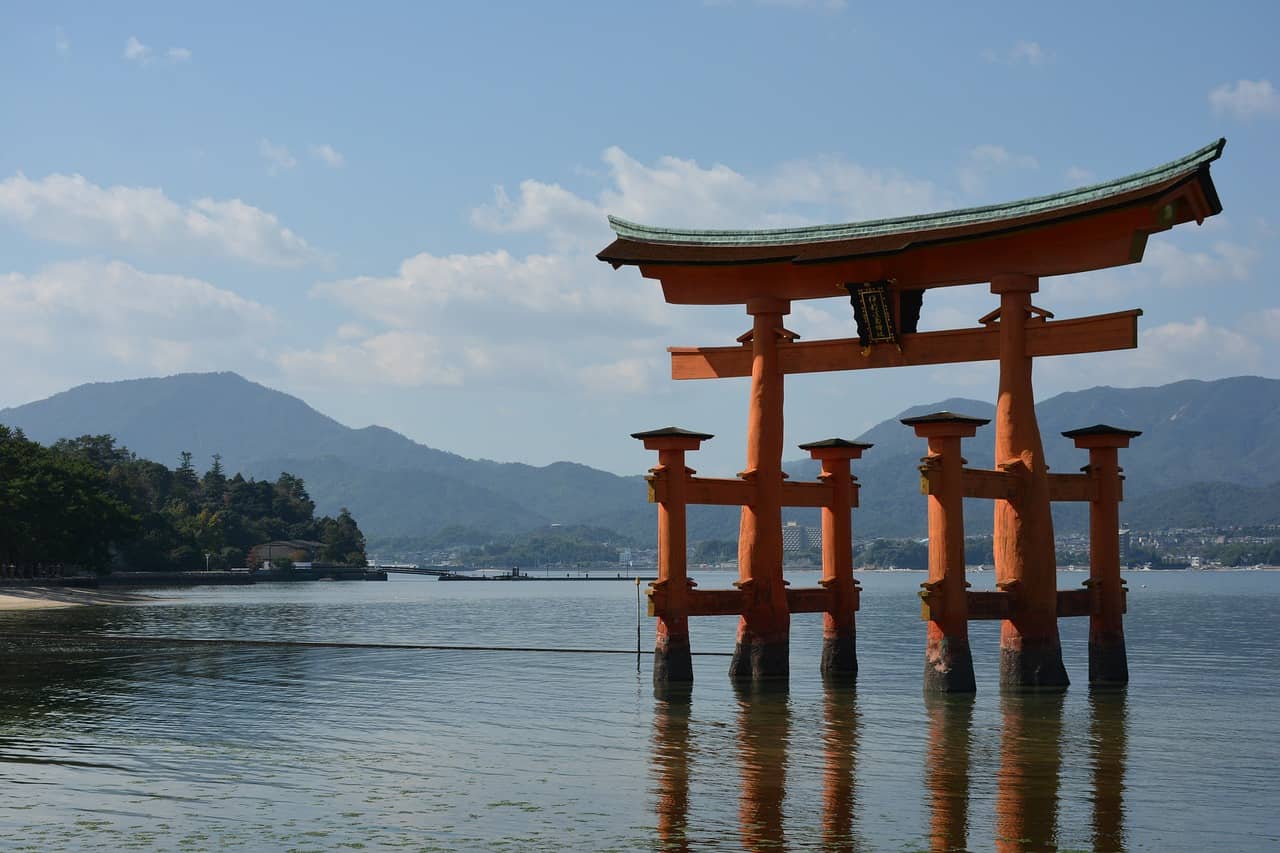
[0,587,160,611]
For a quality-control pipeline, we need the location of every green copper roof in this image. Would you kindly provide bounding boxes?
[607,139,1225,247]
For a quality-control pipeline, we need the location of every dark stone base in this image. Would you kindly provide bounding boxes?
[1000,639,1069,690]
[1089,640,1129,685]
[729,638,789,681]
[820,635,857,680]
[923,637,976,693]
[654,637,694,684]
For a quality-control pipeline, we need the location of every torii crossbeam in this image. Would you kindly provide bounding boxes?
[600,139,1225,688]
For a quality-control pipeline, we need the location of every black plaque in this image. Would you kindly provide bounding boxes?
[845,281,897,346]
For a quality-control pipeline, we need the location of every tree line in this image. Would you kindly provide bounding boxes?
[0,427,366,577]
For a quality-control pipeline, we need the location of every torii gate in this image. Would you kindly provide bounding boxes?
[599,139,1225,689]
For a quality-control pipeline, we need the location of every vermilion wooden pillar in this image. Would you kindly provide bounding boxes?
[904,412,988,693]
[800,438,871,679]
[990,274,1069,689]
[731,299,791,681]
[632,426,712,684]
[1064,424,1141,685]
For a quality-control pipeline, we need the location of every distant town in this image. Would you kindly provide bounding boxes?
[371,521,1280,573]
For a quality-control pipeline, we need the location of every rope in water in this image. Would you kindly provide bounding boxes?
[0,632,735,656]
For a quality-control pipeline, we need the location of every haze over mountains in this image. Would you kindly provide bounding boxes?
[3,372,1278,543]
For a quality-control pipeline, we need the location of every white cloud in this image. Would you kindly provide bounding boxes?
[1038,316,1266,392]
[1241,308,1280,343]
[1065,165,1095,186]
[1143,240,1257,288]
[1043,235,1259,307]
[958,144,1038,194]
[313,249,667,336]
[1010,41,1046,65]
[124,36,192,66]
[1209,79,1279,120]
[55,27,70,56]
[300,145,956,392]
[577,357,661,394]
[0,171,316,266]
[310,143,346,168]
[259,139,297,175]
[1133,317,1261,378]
[475,145,945,244]
[0,260,276,381]
[279,331,467,388]
[983,41,1048,66]
[124,36,150,63]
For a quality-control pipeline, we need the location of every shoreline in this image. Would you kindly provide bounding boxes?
[0,587,162,611]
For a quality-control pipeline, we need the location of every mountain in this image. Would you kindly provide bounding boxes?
[3,373,1279,542]
[0,373,651,540]
[779,377,1280,536]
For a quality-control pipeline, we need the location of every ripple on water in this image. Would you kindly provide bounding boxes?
[0,571,1278,850]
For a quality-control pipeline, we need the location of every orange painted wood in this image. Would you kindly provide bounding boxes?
[641,204,1168,304]
[923,588,1101,621]
[961,590,1013,621]
[1055,588,1093,618]
[648,586,844,617]
[1046,473,1099,503]
[647,475,841,509]
[670,310,1141,380]
[960,468,1018,500]
[785,586,835,614]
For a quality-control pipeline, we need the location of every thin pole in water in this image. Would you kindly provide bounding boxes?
[635,577,642,673]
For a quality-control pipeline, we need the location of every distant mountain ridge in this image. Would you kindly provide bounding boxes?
[4,372,1279,541]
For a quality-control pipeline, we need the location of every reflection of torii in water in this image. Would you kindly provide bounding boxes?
[601,139,1227,690]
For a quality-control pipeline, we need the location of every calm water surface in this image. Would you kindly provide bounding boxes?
[1,570,1278,851]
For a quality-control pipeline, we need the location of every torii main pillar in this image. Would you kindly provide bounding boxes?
[730,298,791,681]
[991,274,1068,689]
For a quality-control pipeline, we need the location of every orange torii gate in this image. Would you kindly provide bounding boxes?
[600,139,1226,689]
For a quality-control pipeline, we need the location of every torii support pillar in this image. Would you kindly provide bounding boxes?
[632,426,713,684]
[731,299,791,681]
[800,438,871,679]
[904,412,988,694]
[991,274,1069,690]
[1064,424,1142,686]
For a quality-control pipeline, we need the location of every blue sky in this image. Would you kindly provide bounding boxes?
[2,2,1277,475]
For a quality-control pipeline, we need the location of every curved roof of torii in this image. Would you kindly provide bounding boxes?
[598,139,1226,304]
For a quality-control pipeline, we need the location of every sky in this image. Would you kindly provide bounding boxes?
[2,2,1277,476]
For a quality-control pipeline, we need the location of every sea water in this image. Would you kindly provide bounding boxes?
[1,570,1277,851]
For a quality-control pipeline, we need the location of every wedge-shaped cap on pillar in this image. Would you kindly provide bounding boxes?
[798,438,873,460]
[1062,423,1142,449]
[900,411,991,427]
[901,410,990,439]
[631,426,714,451]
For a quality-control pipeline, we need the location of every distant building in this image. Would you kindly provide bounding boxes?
[782,522,822,552]
[248,539,324,567]
[1118,528,1130,563]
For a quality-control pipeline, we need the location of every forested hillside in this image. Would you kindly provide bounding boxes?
[0,427,365,576]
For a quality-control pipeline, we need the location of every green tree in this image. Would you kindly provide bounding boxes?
[320,508,367,566]
[202,454,227,510]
